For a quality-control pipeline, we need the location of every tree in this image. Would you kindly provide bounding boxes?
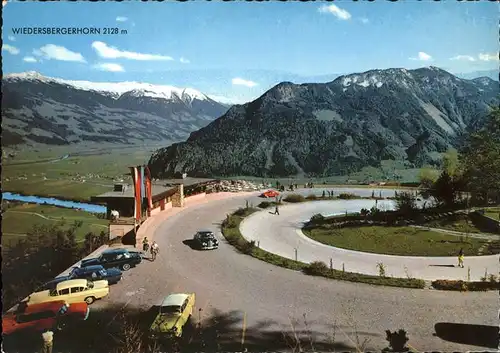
[432,170,460,207]
[442,149,459,176]
[460,107,500,204]
[395,191,417,215]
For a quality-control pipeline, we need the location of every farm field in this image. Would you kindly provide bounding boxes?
[2,143,159,201]
[2,202,109,248]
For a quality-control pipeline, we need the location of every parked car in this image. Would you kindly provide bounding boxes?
[3,301,89,336]
[24,279,109,306]
[193,230,219,250]
[260,190,280,198]
[149,293,196,339]
[39,266,122,291]
[69,265,122,285]
[80,248,142,271]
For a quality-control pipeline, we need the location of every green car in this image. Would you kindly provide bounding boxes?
[149,293,195,339]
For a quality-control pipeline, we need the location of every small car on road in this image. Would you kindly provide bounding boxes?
[260,190,280,198]
[23,279,109,306]
[149,293,196,339]
[193,230,219,250]
[3,301,89,335]
[80,248,142,271]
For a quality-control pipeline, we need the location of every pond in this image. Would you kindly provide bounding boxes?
[2,192,107,214]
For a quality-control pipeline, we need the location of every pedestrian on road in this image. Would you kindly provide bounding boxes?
[41,329,53,353]
[458,248,464,268]
[142,237,150,252]
[150,241,159,261]
[274,205,280,215]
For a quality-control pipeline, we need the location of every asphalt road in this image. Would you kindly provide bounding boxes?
[239,200,499,281]
[96,191,498,351]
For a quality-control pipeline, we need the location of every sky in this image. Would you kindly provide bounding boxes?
[2,0,499,103]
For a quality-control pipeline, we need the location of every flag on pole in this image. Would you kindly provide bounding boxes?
[144,165,153,215]
[140,165,146,200]
[129,166,142,221]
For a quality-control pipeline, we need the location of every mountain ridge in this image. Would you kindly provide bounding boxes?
[2,72,230,147]
[148,66,499,178]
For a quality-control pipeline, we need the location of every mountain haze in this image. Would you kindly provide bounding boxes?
[148,67,499,178]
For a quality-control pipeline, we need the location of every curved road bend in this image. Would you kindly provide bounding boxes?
[239,200,499,281]
[97,191,497,351]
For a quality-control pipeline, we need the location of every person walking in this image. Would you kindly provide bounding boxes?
[458,248,464,268]
[150,241,160,261]
[41,329,53,353]
[142,237,150,252]
[274,204,280,215]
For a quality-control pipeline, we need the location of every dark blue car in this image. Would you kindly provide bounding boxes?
[40,265,122,291]
[69,265,122,284]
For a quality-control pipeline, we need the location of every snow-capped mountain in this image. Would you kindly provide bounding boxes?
[4,71,215,105]
[2,72,230,147]
[148,66,499,178]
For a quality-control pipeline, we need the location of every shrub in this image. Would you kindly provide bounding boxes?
[360,208,370,216]
[234,207,247,216]
[305,194,317,200]
[338,193,357,200]
[377,262,386,277]
[284,194,305,203]
[258,201,271,209]
[310,213,325,223]
[303,261,329,276]
[240,240,255,254]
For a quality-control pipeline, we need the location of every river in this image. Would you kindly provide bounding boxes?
[2,192,106,214]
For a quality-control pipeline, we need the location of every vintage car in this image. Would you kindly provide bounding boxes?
[149,293,196,339]
[23,279,109,306]
[40,266,122,291]
[80,248,142,271]
[260,190,280,198]
[3,301,89,336]
[193,230,219,250]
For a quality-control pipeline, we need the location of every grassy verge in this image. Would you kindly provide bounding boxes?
[302,225,495,256]
[485,207,500,220]
[221,208,426,289]
[422,215,487,234]
[2,202,108,247]
[432,279,500,291]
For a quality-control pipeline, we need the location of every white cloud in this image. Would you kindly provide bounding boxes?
[116,16,128,22]
[318,4,351,20]
[8,35,16,41]
[409,51,433,61]
[478,52,498,61]
[93,62,125,72]
[360,17,369,24]
[91,41,174,61]
[2,0,8,7]
[23,56,37,63]
[180,57,190,64]
[450,55,476,62]
[232,77,258,88]
[34,44,86,62]
[2,44,20,55]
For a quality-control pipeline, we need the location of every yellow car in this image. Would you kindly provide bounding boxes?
[23,279,109,306]
[149,293,195,339]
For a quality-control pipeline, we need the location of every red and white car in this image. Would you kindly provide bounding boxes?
[3,300,89,335]
[260,190,280,198]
